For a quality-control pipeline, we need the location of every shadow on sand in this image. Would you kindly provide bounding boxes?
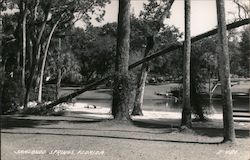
[1,130,221,145]
[0,115,102,129]
[132,120,249,138]
[1,114,249,144]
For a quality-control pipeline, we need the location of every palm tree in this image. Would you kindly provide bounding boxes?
[112,0,131,120]
[216,0,235,142]
[181,0,192,129]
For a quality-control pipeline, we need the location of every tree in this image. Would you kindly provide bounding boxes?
[47,43,82,99]
[239,27,250,77]
[112,0,131,120]
[71,25,116,83]
[132,36,154,115]
[37,2,78,103]
[181,0,192,129]
[38,20,59,102]
[21,0,110,104]
[0,3,3,114]
[229,0,249,77]
[191,38,217,120]
[0,1,22,114]
[132,0,175,115]
[20,0,28,105]
[24,0,52,108]
[233,0,249,20]
[216,0,235,142]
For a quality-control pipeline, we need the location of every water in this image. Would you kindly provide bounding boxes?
[78,97,249,114]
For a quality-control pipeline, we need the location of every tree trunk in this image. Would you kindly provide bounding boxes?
[24,6,51,108]
[132,65,148,116]
[216,0,235,143]
[56,68,62,100]
[112,0,131,120]
[0,9,3,114]
[44,77,110,109]
[181,0,192,129]
[132,0,174,116]
[43,19,250,110]
[21,2,28,105]
[38,21,59,103]
[24,45,41,108]
[132,36,154,116]
[17,1,23,68]
[208,66,214,107]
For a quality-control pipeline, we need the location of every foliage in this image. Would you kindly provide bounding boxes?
[1,75,21,114]
[239,26,250,77]
[45,39,83,85]
[29,84,57,102]
[0,0,111,113]
[67,25,116,83]
[170,37,218,120]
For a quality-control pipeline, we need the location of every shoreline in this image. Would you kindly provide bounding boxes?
[63,102,222,120]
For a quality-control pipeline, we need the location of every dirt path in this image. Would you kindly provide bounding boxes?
[1,111,250,160]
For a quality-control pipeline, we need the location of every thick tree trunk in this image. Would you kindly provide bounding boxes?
[216,0,235,143]
[38,21,59,103]
[132,36,154,116]
[43,19,250,110]
[112,0,131,120]
[181,0,192,128]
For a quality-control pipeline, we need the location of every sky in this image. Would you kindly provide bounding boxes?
[76,0,244,37]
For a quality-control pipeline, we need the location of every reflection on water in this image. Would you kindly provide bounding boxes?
[78,97,249,114]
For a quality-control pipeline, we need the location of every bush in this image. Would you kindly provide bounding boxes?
[170,83,210,121]
[22,103,66,116]
[29,84,57,102]
[1,76,22,114]
[1,79,57,115]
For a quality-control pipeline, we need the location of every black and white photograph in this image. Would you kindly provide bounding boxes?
[0,0,249,159]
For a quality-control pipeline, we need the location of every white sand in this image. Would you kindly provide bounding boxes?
[61,102,223,120]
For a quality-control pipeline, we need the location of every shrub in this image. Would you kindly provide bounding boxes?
[1,76,22,114]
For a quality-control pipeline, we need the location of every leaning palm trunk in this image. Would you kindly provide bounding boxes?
[132,36,154,115]
[216,0,235,143]
[42,18,250,111]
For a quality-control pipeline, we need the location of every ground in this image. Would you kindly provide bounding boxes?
[1,106,250,160]
[1,82,250,160]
